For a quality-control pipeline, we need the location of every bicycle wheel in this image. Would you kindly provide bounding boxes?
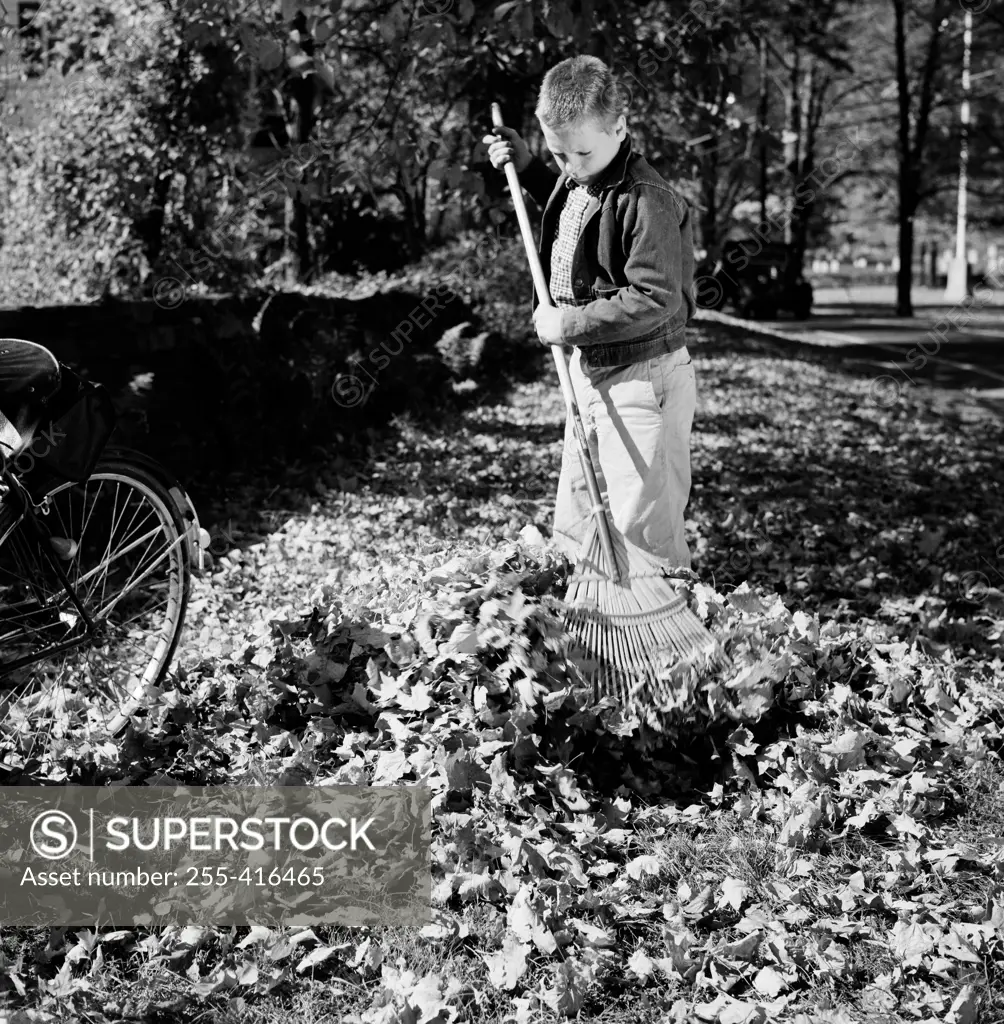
[0,454,192,770]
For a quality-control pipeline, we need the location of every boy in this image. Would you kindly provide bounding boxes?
[483,55,698,572]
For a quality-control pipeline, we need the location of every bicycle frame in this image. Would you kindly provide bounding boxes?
[0,466,99,676]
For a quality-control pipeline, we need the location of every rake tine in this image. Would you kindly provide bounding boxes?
[560,522,731,714]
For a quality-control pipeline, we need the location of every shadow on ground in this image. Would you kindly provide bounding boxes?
[180,321,1002,660]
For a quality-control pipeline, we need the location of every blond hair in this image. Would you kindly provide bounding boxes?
[535,55,628,132]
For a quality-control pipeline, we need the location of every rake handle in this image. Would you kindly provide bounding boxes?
[491,103,620,583]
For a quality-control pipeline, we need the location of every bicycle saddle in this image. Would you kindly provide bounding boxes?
[0,339,61,462]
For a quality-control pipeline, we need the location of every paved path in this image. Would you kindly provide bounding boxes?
[761,312,1004,385]
[694,292,1004,417]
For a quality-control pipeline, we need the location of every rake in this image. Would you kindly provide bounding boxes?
[491,103,730,712]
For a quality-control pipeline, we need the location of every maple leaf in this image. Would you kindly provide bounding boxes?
[347,937,385,975]
[488,753,520,805]
[190,967,239,997]
[627,948,656,981]
[296,945,341,973]
[442,748,489,794]
[681,884,715,919]
[728,583,770,615]
[456,872,499,900]
[945,985,982,1024]
[236,926,275,949]
[719,932,762,961]
[888,812,925,839]
[406,972,453,1024]
[553,768,591,811]
[443,621,479,656]
[845,798,879,828]
[482,935,529,990]
[569,918,616,948]
[729,726,760,757]
[890,919,940,961]
[506,885,557,954]
[625,854,661,880]
[718,877,750,912]
[396,680,435,713]
[507,886,538,942]
[541,956,595,1017]
[938,928,981,964]
[752,965,787,997]
[720,1000,765,1024]
[372,749,410,784]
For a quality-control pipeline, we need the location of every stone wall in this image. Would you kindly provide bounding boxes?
[0,288,502,499]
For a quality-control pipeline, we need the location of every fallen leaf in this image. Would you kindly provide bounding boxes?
[718,877,750,913]
[483,936,529,991]
[753,965,787,997]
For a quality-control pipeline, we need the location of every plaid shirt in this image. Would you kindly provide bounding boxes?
[549,178,606,308]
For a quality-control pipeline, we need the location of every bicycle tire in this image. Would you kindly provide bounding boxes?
[0,453,193,770]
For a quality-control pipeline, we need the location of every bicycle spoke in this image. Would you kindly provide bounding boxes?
[104,590,171,634]
[68,523,165,595]
[93,534,186,621]
[0,460,191,768]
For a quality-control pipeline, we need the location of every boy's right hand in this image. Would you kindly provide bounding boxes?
[482,125,531,174]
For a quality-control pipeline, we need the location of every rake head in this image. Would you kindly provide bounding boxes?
[554,524,731,711]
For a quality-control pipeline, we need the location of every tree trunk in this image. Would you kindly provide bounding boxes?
[287,11,317,283]
[787,56,815,292]
[700,149,720,262]
[892,0,948,316]
[783,44,800,248]
[758,35,769,228]
[284,194,295,287]
[290,75,315,282]
[137,172,172,269]
[893,0,914,316]
[897,208,915,314]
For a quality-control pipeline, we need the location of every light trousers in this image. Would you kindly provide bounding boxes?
[552,345,697,571]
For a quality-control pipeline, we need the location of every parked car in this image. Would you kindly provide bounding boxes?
[695,239,813,320]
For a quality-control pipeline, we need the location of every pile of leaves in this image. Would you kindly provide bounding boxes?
[6,538,1002,1022]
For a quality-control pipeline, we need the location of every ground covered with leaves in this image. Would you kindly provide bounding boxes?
[2,324,1003,1024]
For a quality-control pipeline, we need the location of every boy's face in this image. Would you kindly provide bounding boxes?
[539,113,626,186]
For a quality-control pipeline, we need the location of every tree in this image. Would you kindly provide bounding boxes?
[770,0,856,292]
[890,0,951,315]
[0,0,250,302]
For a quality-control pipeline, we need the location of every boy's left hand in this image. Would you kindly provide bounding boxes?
[533,304,564,346]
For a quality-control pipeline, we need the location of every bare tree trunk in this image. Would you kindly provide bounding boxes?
[892,0,948,316]
[137,172,172,268]
[783,43,800,247]
[759,34,769,228]
[285,10,317,283]
[290,74,315,282]
[893,0,914,316]
[283,195,295,287]
[788,57,816,291]
[700,149,720,261]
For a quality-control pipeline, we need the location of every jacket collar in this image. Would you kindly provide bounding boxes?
[562,133,634,195]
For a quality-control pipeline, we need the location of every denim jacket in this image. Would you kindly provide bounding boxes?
[521,134,695,368]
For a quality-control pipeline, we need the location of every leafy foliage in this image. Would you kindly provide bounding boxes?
[0,0,250,303]
[12,0,999,300]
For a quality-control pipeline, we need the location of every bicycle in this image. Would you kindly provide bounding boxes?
[0,342,209,772]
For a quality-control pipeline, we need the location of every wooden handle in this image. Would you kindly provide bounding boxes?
[490,103,619,582]
[490,103,554,311]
